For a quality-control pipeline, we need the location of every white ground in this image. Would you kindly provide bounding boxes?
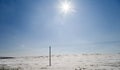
[0,54,120,70]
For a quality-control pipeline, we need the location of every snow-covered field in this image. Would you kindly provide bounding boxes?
[0,54,120,70]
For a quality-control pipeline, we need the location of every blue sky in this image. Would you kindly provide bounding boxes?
[0,0,120,56]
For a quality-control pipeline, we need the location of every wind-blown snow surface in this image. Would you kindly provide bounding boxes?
[0,54,120,70]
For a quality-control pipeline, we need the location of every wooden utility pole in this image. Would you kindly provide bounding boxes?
[49,46,51,66]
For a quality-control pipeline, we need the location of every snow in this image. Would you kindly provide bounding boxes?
[0,54,120,70]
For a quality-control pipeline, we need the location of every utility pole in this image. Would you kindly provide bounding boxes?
[49,46,51,66]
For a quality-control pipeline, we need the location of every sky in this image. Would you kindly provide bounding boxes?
[0,0,120,56]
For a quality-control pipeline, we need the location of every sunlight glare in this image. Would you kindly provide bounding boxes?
[59,0,73,15]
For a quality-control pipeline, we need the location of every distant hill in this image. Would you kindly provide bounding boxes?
[0,57,14,59]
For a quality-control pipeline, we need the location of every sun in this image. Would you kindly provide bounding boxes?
[61,2,71,14]
[59,0,73,14]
